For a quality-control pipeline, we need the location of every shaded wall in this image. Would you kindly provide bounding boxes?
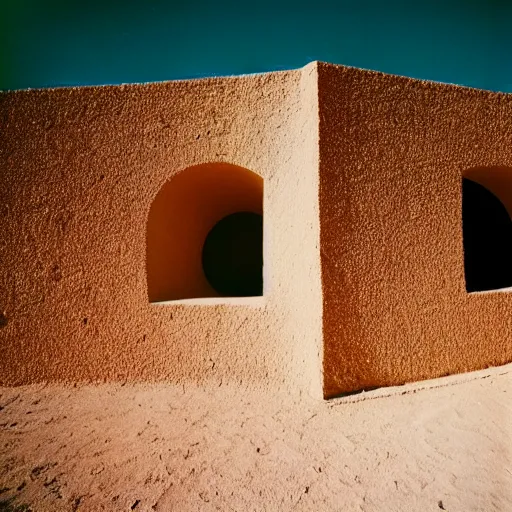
[318,62,512,397]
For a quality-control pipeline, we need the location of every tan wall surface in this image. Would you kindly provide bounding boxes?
[318,62,512,397]
[0,64,323,397]
[4,60,512,399]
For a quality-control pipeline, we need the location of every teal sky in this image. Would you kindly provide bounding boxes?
[1,0,510,92]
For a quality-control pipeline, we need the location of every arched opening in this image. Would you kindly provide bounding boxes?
[462,167,512,293]
[146,162,264,302]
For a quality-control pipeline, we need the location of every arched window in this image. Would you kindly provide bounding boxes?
[462,167,512,293]
[146,162,264,302]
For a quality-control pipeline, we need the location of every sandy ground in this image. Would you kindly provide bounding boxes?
[1,365,512,512]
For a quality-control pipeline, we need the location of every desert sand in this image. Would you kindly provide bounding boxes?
[1,364,511,511]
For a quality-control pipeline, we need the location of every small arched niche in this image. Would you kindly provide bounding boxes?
[146,162,264,303]
[462,166,512,293]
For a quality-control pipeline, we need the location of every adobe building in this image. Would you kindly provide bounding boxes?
[1,61,512,399]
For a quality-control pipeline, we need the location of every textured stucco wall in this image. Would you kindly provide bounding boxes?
[318,62,512,397]
[0,63,323,397]
[2,61,512,399]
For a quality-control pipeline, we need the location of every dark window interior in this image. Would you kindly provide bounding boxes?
[202,212,263,297]
[462,177,512,292]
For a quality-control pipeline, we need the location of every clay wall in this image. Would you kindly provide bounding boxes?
[0,64,323,397]
[318,62,512,397]
[2,61,512,399]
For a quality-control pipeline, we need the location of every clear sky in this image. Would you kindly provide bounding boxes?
[0,0,510,92]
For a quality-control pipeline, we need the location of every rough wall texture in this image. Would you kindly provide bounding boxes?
[2,61,512,398]
[0,63,323,397]
[318,62,512,397]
